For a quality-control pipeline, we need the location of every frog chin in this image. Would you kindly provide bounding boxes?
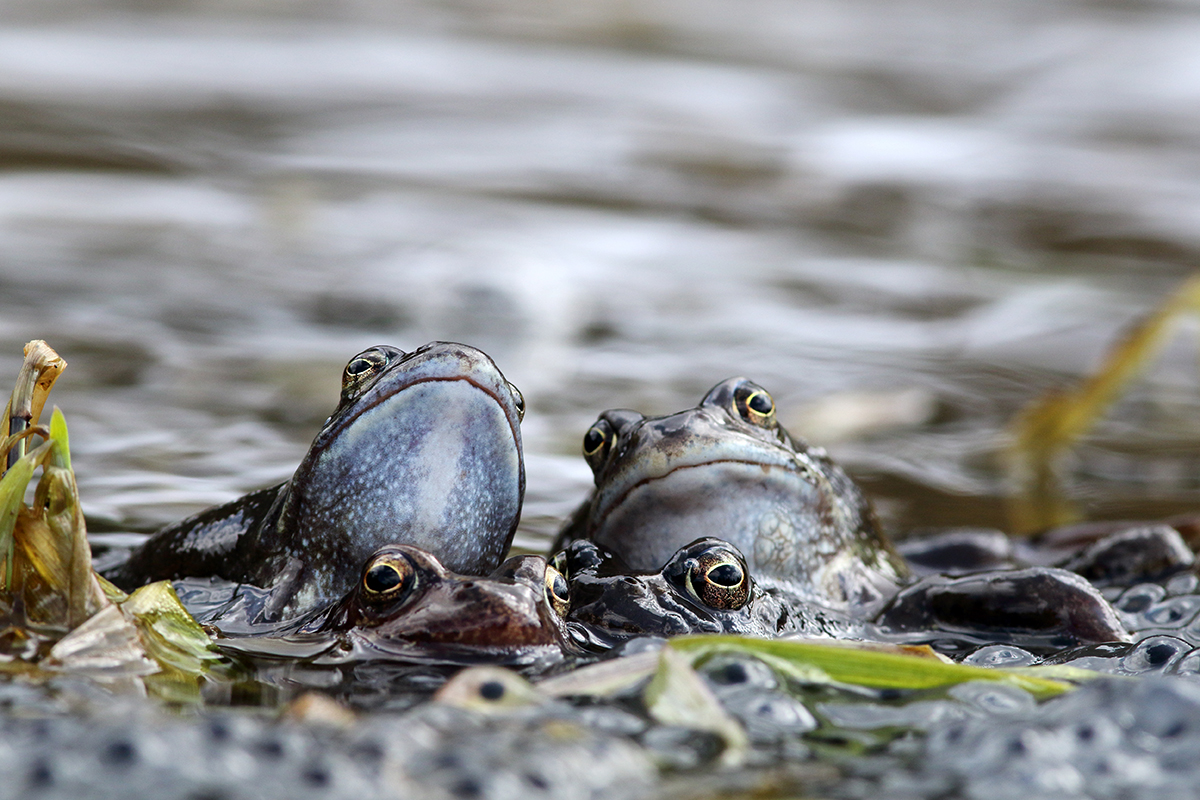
[285,379,522,604]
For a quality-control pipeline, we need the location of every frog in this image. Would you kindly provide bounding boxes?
[289,545,582,664]
[105,342,526,620]
[556,536,1129,652]
[554,377,909,617]
[555,537,860,647]
[874,567,1131,653]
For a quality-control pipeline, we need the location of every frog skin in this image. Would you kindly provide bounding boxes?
[554,378,909,615]
[875,567,1131,651]
[558,536,1127,652]
[105,342,526,619]
[898,523,1196,586]
[556,537,859,647]
[295,545,581,662]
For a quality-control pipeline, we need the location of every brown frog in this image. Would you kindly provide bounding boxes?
[555,378,909,616]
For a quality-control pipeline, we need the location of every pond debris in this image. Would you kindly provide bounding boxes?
[0,340,220,701]
[282,691,358,727]
[1007,275,1200,534]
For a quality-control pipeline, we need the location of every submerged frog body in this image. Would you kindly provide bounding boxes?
[557,537,858,646]
[106,342,526,619]
[555,378,908,614]
[293,545,580,663]
[558,536,1129,651]
[876,568,1131,652]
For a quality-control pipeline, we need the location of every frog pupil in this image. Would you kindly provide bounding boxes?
[747,392,772,414]
[347,358,374,376]
[480,681,505,701]
[550,573,569,602]
[365,563,403,593]
[707,562,743,587]
[583,427,605,454]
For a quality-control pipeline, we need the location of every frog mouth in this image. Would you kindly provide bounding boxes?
[593,453,820,527]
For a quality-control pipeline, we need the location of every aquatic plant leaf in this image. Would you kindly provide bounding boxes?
[537,650,661,697]
[48,407,70,472]
[11,414,106,628]
[97,573,129,603]
[122,581,220,672]
[644,646,748,767]
[44,603,158,680]
[0,450,36,589]
[1007,275,1200,533]
[3,340,66,467]
[118,582,221,704]
[669,635,1077,700]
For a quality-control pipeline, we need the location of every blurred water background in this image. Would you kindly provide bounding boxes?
[3,0,1200,549]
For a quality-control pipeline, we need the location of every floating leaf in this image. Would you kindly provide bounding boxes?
[121,581,222,703]
[44,604,158,681]
[123,581,220,672]
[537,650,661,698]
[644,646,748,767]
[669,635,1080,700]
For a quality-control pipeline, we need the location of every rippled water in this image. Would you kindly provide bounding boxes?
[4,0,1200,545]
[6,0,1200,797]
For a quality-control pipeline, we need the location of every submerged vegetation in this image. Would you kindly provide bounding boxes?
[0,341,220,702]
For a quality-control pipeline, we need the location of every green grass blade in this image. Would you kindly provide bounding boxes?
[0,453,35,589]
[669,635,1077,700]
[48,407,70,472]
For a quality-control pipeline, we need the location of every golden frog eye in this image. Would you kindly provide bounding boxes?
[544,564,570,617]
[582,419,614,472]
[734,384,775,427]
[685,548,750,610]
[362,552,417,603]
[507,381,525,421]
[341,347,392,399]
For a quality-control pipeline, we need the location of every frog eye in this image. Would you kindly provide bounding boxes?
[361,552,417,604]
[734,383,775,427]
[507,381,525,421]
[341,347,393,398]
[543,564,570,616]
[682,547,751,610]
[582,419,615,472]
